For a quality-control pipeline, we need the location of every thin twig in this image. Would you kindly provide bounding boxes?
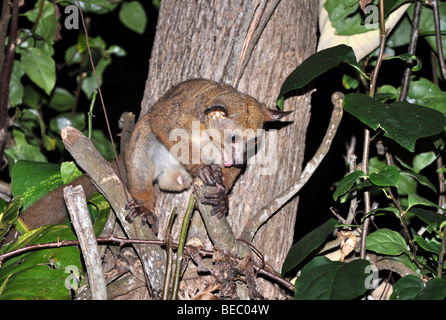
[0,234,295,293]
[386,187,426,277]
[345,136,358,225]
[172,195,195,300]
[75,0,128,204]
[438,225,446,278]
[240,91,344,242]
[432,0,446,79]
[399,0,422,101]
[360,0,386,260]
[162,208,176,300]
[30,0,44,34]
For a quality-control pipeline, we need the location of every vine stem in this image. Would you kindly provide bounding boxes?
[240,91,344,242]
[360,0,386,260]
[171,195,195,300]
[432,0,446,79]
[0,233,295,292]
[162,208,177,300]
[399,0,422,101]
[75,0,129,204]
[438,225,446,278]
[386,187,426,277]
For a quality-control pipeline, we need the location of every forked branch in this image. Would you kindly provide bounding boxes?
[240,91,344,242]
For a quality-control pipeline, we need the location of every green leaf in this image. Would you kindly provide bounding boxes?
[391,275,424,300]
[342,74,359,90]
[11,161,63,212]
[282,219,338,276]
[392,136,444,174]
[119,1,148,34]
[391,275,446,300]
[383,0,416,17]
[48,88,74,112]
[21,47,56,95]
[0,199,6,213]
[152,0,160,10]
[324,0,378,35]
[385,53,422,71]
[25,1,57,45]
[64,45,82,66]
[0,225,82,300]
[277,44,358,108]
[400,171,436,193]
[397,172,417,196]
[9,61,24,106]
[87,193,110,235]
[87,129,115,161]
[24,0,54,22]
[81,57,111,98]
[77,34,107,54]
[410,208,446,232]
[49,112,86,135]
[324,0,412,36]
[23,84,42,109]
[363,206,399,221]
[0,197,22,240]
[108,45,127,57]
[21,109,56,152]
[413,235,441,255]
[60,162,83,185]
[406,77,446,116]
[366,228,409,256]
[72,0,119,14]
[4,142,47,176]
[294,257,371,300]
[343,93,446,152]
[333,170,366,201]
[369,165,400,187]
[407,194,444,213]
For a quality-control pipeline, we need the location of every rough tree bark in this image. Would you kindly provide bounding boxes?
[140,0,318,299]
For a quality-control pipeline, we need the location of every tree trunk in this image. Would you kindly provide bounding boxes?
[141,0,318,299]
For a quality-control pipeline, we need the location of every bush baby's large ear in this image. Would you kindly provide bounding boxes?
[263,107,293,122]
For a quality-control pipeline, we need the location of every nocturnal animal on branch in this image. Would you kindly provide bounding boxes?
[17,79,292,236]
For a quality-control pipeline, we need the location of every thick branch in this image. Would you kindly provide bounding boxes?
[193,179,250,256]
[60,126,166,291]
[240,91,344,242]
